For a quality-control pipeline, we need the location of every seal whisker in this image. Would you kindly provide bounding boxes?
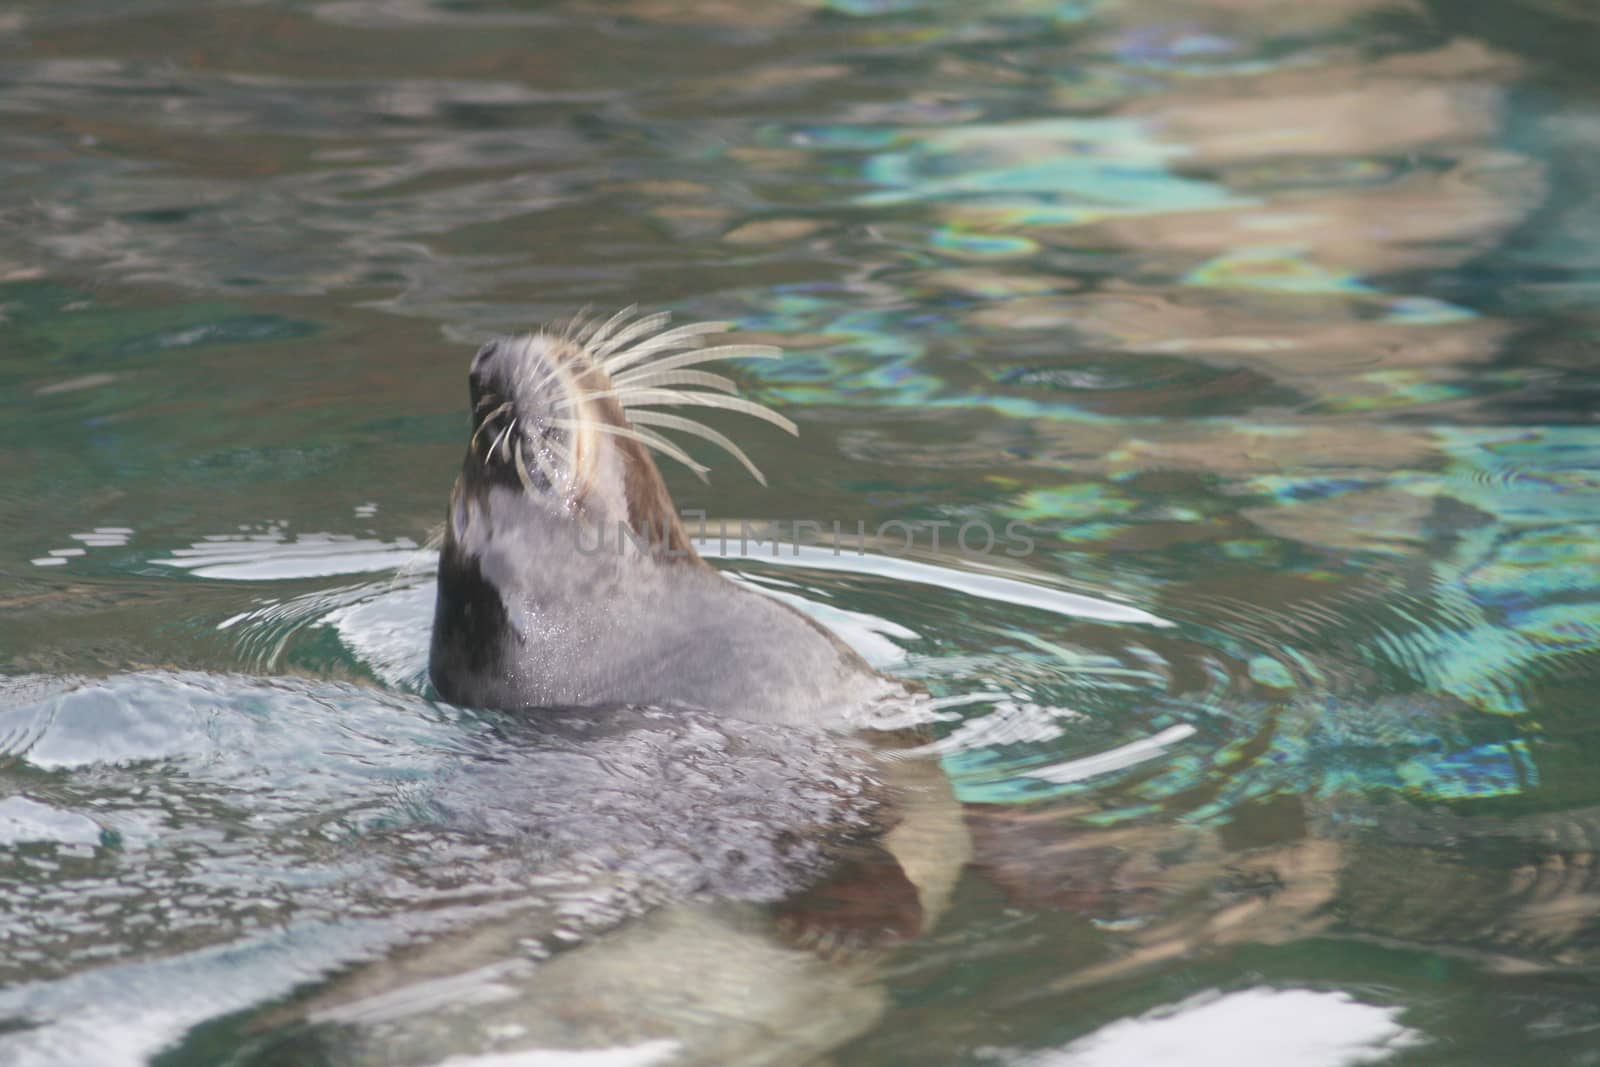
[470,400,514,455]
[604,369,740,395]
[512,438,538,493]
[628,425,712,482]
[488,419,516,463]
[559,304,594,342]
[590,310,673,359]
[474,397,512,420]
[525,349,568,398]
[602,388,799,436]
[549,417,710,480]
[600,385,726,409]
[583,304,639,349]
[467,306,799,495]
[624,408,770,486]
[599,321,732,375]
[610,345,781,379]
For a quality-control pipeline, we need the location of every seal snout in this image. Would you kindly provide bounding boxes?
[453,311,796,510]
[468,335,570,423]
[458,334,581,498]
[468,337,517,413]
[470,338,499,373]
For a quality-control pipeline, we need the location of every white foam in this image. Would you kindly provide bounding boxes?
[699,541,1171,628]
[1022,724,1198,785]
[0,796,103,847]
[988,987,1422,1067]
[151,533,420,580]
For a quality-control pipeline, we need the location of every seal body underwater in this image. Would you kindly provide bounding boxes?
[428,309,902,725]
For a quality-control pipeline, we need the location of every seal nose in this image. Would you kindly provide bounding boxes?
[470,339,499,377]
[468,340,500,407]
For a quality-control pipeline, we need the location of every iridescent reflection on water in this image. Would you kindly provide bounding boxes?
[2,0,1599,1064]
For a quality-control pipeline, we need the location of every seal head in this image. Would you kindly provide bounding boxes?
[429,309,892,725]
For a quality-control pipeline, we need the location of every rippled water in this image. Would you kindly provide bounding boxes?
[3,1,1600,1064]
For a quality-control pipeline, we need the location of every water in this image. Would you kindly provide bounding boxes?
[2,0,1599,1063]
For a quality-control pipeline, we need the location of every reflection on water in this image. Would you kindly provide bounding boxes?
[3,0,1600,1063]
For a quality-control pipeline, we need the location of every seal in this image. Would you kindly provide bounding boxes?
[218,310,971,1065]
[420,300,966,957]
[428,306,901,725]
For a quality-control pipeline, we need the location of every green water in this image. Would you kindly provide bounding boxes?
[3,0,1600,1064]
